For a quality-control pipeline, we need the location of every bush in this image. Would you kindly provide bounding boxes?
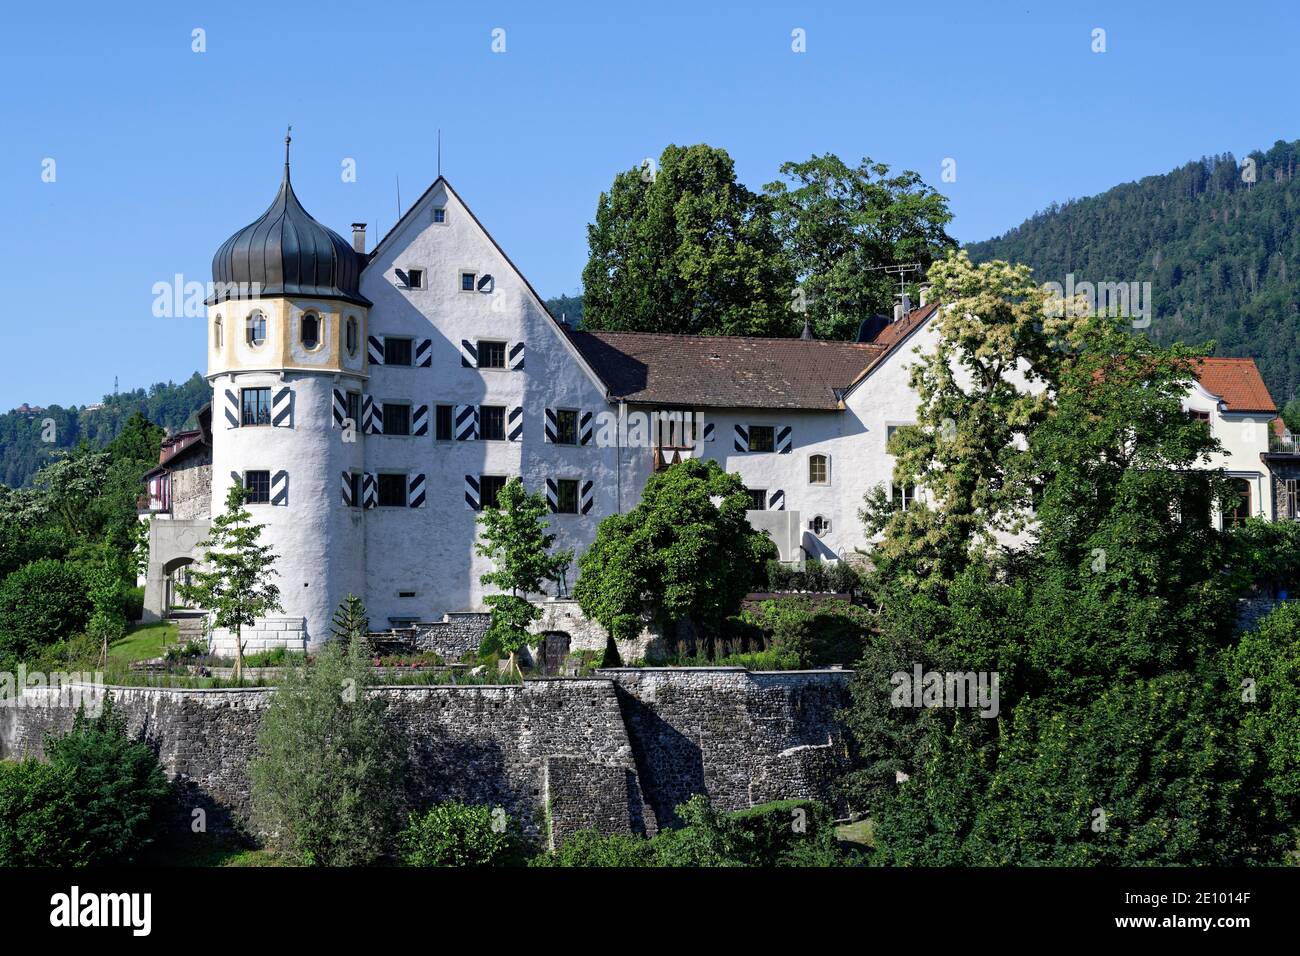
[731,799,833,866]
[0,559,92,664]
[398,802,521,867]
[39,695,172,865]
[123,585,145,623]
[763,558,862,596]
[538,828,657,867]
[0,760,84,866]
[249,640,405,866]
[746,597,873,667]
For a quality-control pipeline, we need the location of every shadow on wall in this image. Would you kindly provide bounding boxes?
[613,689,706,830]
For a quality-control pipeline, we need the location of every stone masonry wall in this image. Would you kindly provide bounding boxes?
[0,669,851,847]
[413,612,490,660]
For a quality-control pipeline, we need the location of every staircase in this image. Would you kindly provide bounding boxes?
[169,611,207,648]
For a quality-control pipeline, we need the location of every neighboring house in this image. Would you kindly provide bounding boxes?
[159,145,1280,650]
[1264,414,1300,522]
[139,407,213,621]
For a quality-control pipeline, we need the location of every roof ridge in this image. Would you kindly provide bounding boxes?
[576,328,884,348]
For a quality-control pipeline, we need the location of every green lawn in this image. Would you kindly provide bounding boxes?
[108,621,178,663]
[836,818,874,847]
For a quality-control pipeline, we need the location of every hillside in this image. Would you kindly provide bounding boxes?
[967,139,1300,406]
[0,373,210,488]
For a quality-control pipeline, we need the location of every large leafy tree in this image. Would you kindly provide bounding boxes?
[574,459,777,645]
[475,479,572,677]
[765,154,955,340]
[581,144,794,337]
[179,484,282,681]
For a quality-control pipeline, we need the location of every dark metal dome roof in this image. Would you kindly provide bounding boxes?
[209,138,370,307]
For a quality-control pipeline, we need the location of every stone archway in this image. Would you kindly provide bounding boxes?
[163,556,196,610]
[141,518,210,623]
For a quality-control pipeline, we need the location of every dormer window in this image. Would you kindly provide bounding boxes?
[247,310,266,347]
[301,312,320,350]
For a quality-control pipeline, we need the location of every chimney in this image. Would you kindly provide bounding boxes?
[892,303,903,322]
[350,223,367,254]
[919,284,930,307]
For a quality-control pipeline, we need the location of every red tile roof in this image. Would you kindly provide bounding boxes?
[867,303,937,349]
[565,329,885,410]
[1192,357,1276,414]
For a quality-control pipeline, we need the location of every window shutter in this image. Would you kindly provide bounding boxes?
[777,425,792,453]
[579,411,594,446]
[702,421,715,442]
[363,395,382,435]
[412,404,429,437]
[224,388,240,429]
[545,478,558,512]
[508,341,525,370]
[734,424,749,452]
[368,335,385,365]
[544,408,557,443]
[580,479,594,515]
[408,473,426,508]
[464,475,480,511]
[271,470,289,506]
[455,405,478,441]
[768,489,785,511]
[362,473,377,509]
[415,338,432,367]
[332,388,347,428]
[460,339,477,368]
[341,471,353,507]
[508,406,523,442]
[272,386,292,427]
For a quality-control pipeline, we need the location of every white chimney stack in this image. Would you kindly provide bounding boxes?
[351,223,367,254]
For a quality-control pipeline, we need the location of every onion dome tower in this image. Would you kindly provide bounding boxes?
[205,133,370,653]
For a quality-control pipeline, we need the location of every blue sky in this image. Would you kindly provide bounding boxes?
[0,0,1296,411]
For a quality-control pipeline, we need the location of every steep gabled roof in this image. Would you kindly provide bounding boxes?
[1192,357,1276,414]
[565,329,885,410]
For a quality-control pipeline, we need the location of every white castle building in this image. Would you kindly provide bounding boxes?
[140,143,1284,651]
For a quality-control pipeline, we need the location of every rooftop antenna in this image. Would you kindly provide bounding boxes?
[437,129,442,178]
[875,263,921,317]
[395,174,402,220]
[284,125,292,181]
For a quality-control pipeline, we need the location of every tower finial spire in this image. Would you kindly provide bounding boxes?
[283,125,292,181]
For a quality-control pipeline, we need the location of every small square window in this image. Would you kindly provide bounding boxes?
[461,272,477,292]
[554,409,578,445]
[435,405,453,441]
[555,479,579,514]
[892,483,916,510]
[241,388,271,426]
[748,426,775,453]
[432,207,446,224]
[480,475,508,510]
[377,474,408,508]
[384,337,413,366]
[478,341,506,369]
[244,470,270,504]
[382,403,411,436]
[480,405,506,441]
[746,489,767,511]
[400,268,424,289]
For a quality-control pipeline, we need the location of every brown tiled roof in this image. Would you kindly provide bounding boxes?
[565,329,885,410]
[867,302,938,349]
[1193,358,1276,414]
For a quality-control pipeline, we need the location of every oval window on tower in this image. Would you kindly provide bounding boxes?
[301,312,320,350]
[247,310,266,347]
[346,316,358,356]
[213,315,223,350]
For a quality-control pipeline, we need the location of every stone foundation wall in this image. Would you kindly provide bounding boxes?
[211,617,307,656]
[414,612,490,660]
[527,600,666,663]
[0,668,851,847]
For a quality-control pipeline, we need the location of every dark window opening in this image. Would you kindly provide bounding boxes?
[384,337,413,366]
[478,341,507,369]
[378,474,408,507]
[555,479,579,514]
[244,470,270,504]
[748,425,775,452]
[435,405,453,441]
[382,403,411,436]
[461,272,477,291]
[746,489,767,511]
[241,388,271,426]
[892,483,916,510]
[480,405,506,441]
[301,313,320,349]
[480,475,508,510]
[348,472,361,507]
[555,409,578,445]
[346,392,361,428]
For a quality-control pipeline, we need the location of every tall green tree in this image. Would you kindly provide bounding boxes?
[178,484,282,681]
[574,459,777,646]
[474,479,572,677]
[331,593,370,646]
[581,144,794,337]
[249,639,405,866]
[765,154,955,339]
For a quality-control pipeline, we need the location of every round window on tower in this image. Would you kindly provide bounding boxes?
[213,315,223,350]
[247,310,267,347]
[301,312,320,350]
